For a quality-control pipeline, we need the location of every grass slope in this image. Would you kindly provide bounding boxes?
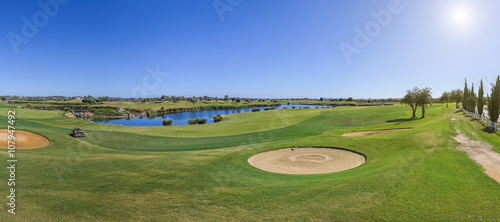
[1,103,500,221]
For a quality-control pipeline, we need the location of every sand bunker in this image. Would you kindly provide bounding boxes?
[342,128,408,137]
[248,147,365,174]
[454,131,500,183]
[0,130,50,149]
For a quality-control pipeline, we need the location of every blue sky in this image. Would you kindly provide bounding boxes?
[2,0,500,99]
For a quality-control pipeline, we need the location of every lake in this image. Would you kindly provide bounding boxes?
[93,104,332,126]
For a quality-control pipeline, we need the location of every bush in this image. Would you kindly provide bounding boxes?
[162,119,173,126]
[252,108,260,112]
[146,109,157,117]
[283,107,288,109]
[264,107,271,111]
[292,107,296,109]
[88,108,122,117]
[213,114,222,122]
[188,119,197,125]
[197,118,207,124]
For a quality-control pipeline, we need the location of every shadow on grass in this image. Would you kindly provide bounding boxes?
[386,117,419,125]
[481,127,498,134]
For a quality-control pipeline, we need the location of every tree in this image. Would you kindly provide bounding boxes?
[440,91,450,107]
[82,95,96,104]
[161,95,168,101]
[224,95,229,102]
[171,96,179,104]
[468,83,476,113]
[189,96,197,105]
[478,79,484,115]
[347,97,353,102]
[0,96,6,102]
[450,89,463,108]
[463,79,469,110]
[98,96,109,102]
[416,87,433,118]
[401,87,419,118]
[489,76,500,123]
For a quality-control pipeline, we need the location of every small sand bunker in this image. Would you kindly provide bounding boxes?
[342,128,408,137]
[0,130,50,149]
[248,147,365,174]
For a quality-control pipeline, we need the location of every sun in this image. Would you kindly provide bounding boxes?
[446,3,474,30]
[452,7,470,24]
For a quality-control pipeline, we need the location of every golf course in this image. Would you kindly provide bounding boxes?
[2,102,500,221]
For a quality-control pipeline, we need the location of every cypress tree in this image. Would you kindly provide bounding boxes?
[489,76,500,123]
[469,84,476,113]
[478,79,484,115]
[463,79,468,110]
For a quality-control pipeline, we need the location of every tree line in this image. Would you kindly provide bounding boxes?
[440,76,500,124]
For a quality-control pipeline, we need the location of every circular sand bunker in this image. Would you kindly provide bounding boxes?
[248,147,365,174]
[0,130,50,149]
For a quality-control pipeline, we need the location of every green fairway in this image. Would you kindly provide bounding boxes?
[1,103,500,221]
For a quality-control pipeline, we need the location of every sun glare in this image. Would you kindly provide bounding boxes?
[447,4,474,30]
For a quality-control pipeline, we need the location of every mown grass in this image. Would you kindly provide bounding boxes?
[1,103,500,221]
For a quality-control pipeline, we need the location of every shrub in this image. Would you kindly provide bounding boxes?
[283,107,288,109]
[292,107,296,109]
[197,118,207,124]
[88,107,122,117]
[213,114,222,122]
[188,119,197,125]
[264,108,271,111]
[146,109,157,117]
[82,95,97,104]
[252,108,260,112]
[162,119,173,126]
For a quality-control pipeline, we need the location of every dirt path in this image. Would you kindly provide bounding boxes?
[453,131,500,183]
[342,128,408,137]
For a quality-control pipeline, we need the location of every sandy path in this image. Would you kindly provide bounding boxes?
[453,131,500,183]
[0,130,50,149]
[248,148,365,174]
[342,129,408,137]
